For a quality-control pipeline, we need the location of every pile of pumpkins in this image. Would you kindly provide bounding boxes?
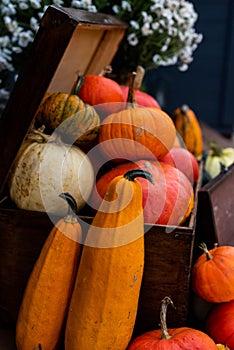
[8,70,202,224]
[8,70,233,349]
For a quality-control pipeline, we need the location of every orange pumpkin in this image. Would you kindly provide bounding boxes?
[127,296,217,350]
[77,74,125,119]
[98,107,176,161]
[90,159,194,226]
[206,300,234,350]
[160,146,199,184]
[192,243,234,303]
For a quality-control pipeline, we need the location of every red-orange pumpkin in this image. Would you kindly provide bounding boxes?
[90,159,194,226]
[98,107,176,161]
[206,300,234,350]
[192,243,234,303]
[161,146,199,184]
[120,85,161,109]
[77,74,125,118]
[127,296,217,350]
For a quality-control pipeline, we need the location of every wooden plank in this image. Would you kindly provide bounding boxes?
[134,227,194,335]
[200,121,234,150]
[87,28,126,74]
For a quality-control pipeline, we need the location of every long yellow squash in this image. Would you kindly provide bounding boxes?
[65,169,154,350]
[16,193,82,350]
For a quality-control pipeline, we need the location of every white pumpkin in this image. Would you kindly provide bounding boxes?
[8,130,94,216]
[204,142,234,179]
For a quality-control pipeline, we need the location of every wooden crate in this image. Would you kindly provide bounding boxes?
[195,163,234,249]
[0,4,200,342]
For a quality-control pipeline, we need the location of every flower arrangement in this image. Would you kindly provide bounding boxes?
[0,0,203,92]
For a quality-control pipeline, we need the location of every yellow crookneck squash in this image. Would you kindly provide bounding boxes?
[65,169,154,350]
[172,104,203,159]
[16,193,83,350]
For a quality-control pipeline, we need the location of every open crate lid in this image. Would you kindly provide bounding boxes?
[0,5,128,195]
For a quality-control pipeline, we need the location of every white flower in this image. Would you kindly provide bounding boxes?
[122,1,131,12]
[30,0,42,10]
[127,33,138,46]
[18,31,34,47]
[1,3,16,16]
[19,2,29,10]
[52,0,64,5]
[130,20,139,30]
[112,5,119,14]
[30,17,39,31]
[178,63,189,72]
[141,23,153,36]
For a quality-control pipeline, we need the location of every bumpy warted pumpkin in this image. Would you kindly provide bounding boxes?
[90,159,194,226]
[8,129,94,216]
[192,243,234,303]
[127,296,217,350]
[16,193,82,350]
[65,169,154,350]
[35,76,100,146]
[172,104,203,158]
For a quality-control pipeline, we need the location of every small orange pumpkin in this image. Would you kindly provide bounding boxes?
[127,296,217,350]
[192,243,234,303]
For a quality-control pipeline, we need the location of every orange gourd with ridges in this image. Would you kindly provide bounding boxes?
[16,193,82,350]
[172,104,203,158]
[65,169,154,350]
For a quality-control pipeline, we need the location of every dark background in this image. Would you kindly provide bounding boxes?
[143,0,234,137]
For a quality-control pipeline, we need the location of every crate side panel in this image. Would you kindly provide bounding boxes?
[48,27,106,92]
[134,227,195,335]
[86,28,126,74]
[0,209,55,324]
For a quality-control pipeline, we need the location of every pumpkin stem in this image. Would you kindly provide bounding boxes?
[127,71,137,107]
[181,104,189,114]
[38,345,42,350]
[199,242,213,260]
[71,74,85,95]
[160,296,175,340]
[27,128,50,143]
[59,192,79,222]
[123,169,155,185]
[99,65,112,76]
[134,65,145,90]
[208,141,223,157]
